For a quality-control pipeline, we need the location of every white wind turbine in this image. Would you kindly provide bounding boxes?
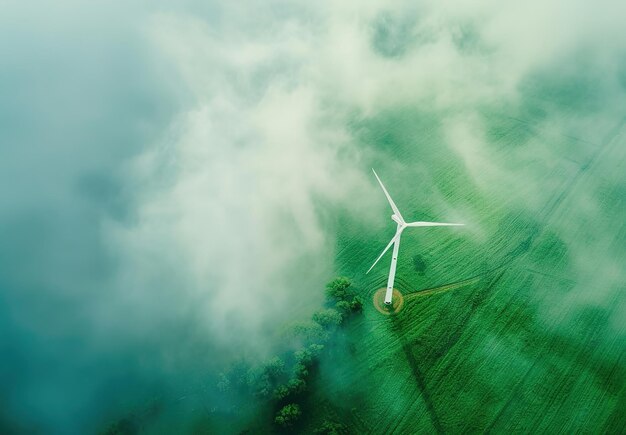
[367,169,464,305]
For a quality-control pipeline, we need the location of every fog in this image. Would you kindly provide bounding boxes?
[1,0,625,432]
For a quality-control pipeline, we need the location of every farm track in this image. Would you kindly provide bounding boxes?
[538,117,625,223]
[404,275,482,300]
[483,357,540,434]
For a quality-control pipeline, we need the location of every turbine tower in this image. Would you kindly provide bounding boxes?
[367,169,464,305]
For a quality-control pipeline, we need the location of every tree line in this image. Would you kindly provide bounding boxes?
[217,276,362,433]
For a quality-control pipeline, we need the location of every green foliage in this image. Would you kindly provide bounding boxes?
[246,368,273,398]
[293,363,309,379]
[287,378,306,394]
[274,378,306,400]
[326,276,362,319]
[273,384,290,401]
[245,356,287,398]
[208,276,362,431]
[274,378,307,400]
[313,308,343,328]
[325,277,352,301]
[294,348,313,366]
[294,344,324,368]
[292,321,330,344]
[349,296,363,312]
[275,403,301,428]
[308,343,325,357]
[335,300,351,314]
[314,419,348,434]
[262,356,285,379]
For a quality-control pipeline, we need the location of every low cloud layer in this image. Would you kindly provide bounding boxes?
[1,0,625,432]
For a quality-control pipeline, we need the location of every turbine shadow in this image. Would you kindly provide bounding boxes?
[391,316,445,435]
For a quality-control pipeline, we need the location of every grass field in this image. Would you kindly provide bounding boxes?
[91,78,626,435]
[104,87,626,435]
[308,95,626,432]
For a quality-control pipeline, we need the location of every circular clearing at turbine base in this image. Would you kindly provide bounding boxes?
[373,288,404,315]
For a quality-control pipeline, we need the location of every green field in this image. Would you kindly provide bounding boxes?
[98,84,626,435]
[306,97,626,432]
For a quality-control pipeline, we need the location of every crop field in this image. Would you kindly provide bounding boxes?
[309,98,626,432]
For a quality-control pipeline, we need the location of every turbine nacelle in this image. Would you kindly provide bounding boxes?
[391,214,404,226]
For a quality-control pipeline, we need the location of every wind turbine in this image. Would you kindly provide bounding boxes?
[367,169,464,305]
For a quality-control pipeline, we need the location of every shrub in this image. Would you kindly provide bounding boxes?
[308,343,324,357]
[273,384,290,400]
[263,356,285,379]
[247,371,272,398]
[314,419,348,434]
[293,363,309,379]
[350,296,363,312]
[294,350,313,367]
[275,403,301,427]
[292,322,330,344]
[325,277,352,301]
[335,300,351,315]
[313,308,343,328]
[275,378,307,400]
[287,378,306,395]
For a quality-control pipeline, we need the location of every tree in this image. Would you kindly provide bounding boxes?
[287,378,306,394]
[294,348,313,366]
[314,419,348,434]
[262,356,285,379]
[294,344,324,369]
[335,300,351,315]
[308,343,324,357]
[313,308,343,328]
[350,296,363,312]
[273,384,290,401]
[325,277,352,301]
[292,322,330,344]
[247,369,272,398]
[275,403,301,427]
[293,363,309,379]
[248,373,272,397]
[274,378,307,400]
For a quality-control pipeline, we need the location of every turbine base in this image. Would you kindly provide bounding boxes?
[373,288,404,315]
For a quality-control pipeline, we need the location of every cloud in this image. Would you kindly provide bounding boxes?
[2,0,626,432]
[105,10,373,356]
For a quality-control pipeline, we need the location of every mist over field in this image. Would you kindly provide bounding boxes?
[1,0,625,432]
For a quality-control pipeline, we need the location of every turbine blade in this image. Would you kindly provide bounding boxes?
[406,221,465,227]
[366,231,401,274]
[372,169,404,222]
